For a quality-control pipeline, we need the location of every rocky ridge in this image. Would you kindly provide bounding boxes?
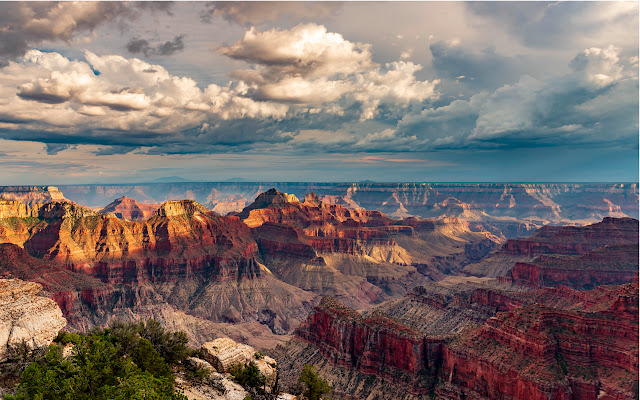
[234,189,500,309]
[57,182,639,228]
[0,186,68,206]
[0,199,317,346]
[464,217,639,289]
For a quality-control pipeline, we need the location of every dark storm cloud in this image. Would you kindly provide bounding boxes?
[0,2,173,59]
[126,35,185,57]
[200,2,341,25]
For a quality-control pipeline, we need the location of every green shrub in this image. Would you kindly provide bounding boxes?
[139,319,189,364]
[6,323,189,400]
[230,362,266,391]
[299,364,332,400]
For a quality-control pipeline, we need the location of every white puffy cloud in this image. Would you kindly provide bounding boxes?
[222,23,374,78]
[569,45,625,88]
[221,24,439,120]
[0,49,289,146]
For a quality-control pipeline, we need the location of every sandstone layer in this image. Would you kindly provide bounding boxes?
[234,189,500,309]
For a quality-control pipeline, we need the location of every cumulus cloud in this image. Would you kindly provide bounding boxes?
[0,2,172,59]
[200,2,340,25]
[222,23,374,78]
[126,35,185,57]
[384,45,639,151]
[0,49,289,151]
[221,24,439,119]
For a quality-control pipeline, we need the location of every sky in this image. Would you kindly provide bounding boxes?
[0,1,637,184]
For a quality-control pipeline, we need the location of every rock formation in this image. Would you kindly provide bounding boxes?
[201,337,277,389]
[276,280,639,400]
[99,196,160,221]
[0,278,66,361]
[0,186,68,206]
[233,188,500,309]
[0,199,317,346]
[464,217,639,289]
[57,182,639,231]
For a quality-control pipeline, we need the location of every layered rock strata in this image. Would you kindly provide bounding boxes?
[464,217,639,287]
[0,186,68,206]
[0,199,317,343]
[234,189,500,309]
[57,183,639,226]
[277,281,639,400]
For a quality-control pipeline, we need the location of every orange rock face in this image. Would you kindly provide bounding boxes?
[234,189,500,309]
[99,196,160,221]
[443,282,639,400]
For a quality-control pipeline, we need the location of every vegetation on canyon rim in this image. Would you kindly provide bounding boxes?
[4,320,190,400]
[1,318,333,400]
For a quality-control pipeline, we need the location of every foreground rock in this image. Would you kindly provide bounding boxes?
[201,337,277,390]
[0,278,66,361]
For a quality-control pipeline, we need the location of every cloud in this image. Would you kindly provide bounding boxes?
[221,24,439,119]
[126,35,185,57]
[200,2,341,25]
[221,23,374,78]
[467,2,638,50]
[387,45,638,151]
[0,49,289,151]
[0,2,172,59]
[429,40,524,91]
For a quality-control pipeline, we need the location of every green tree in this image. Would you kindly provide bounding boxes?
[139,319,189,364]
[230,362,266,390]
[299,364,332,400]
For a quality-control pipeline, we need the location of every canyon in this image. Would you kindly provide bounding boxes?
[0,188,498,347]
[0,184,637,399]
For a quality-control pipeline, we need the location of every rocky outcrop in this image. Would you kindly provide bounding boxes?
[201,337,277,389]
[0,198,317,341]
[99,196,160,221]
[0,186,68,206]
[280,297,443,398]
[278,280,639,400]
[0,278,66,361]
[235,189,500,309]
[442,282,639,399]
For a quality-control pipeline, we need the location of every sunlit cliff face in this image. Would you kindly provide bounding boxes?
[0,2,637,184]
